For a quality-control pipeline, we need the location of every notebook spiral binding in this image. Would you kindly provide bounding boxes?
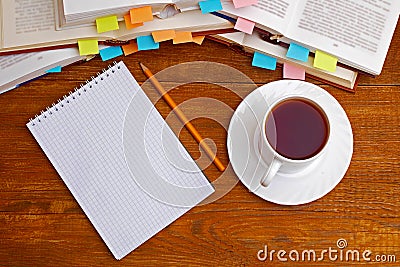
[29,61,120,127]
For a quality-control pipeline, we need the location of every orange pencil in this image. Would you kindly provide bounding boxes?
[139,62,226,172]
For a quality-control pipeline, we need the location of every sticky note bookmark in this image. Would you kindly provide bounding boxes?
[137,35,160,51]
[313,50,338,72]
[122,40,139,56]
[152,30,176,43]
[99,46,123,61]
[252,52,277,70]
[46,66,62,73]
[234,17,255,34]
[233,0,258,8]
[283,63,305,80]
[124,14,143,30]
[192,36,205,45]
[286,43,310,62]
[78,39,99,56]
[130,6,154,24]
[96,15,119,34]
[199,0,223,14]
[173,32,193,44]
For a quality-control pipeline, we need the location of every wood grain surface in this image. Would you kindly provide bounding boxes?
[1,23,399,266]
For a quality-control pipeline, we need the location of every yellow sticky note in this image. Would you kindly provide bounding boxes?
[192,36,205,45]
[313,50,338,72]
[130,6,153,24]
[78,39,99,56]
[96,15,119,33]
[173,32,193,44]
[124,14,143,30]
[122,40,139,56]
[151,30,176,42]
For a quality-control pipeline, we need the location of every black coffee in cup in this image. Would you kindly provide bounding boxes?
[265,98,329,160]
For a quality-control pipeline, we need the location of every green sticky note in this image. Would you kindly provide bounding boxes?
[313,50,337,72]
[78,39,99,56]
[96,15,119,33]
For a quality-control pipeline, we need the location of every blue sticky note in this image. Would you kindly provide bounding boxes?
[137,35,160,51]
[252,52,277,70]
[199,0,222,14]
[46,66,62,73]
[99,46,123,61]
[286,43,309,62]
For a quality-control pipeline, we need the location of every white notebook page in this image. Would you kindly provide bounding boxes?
[27,61,214,260]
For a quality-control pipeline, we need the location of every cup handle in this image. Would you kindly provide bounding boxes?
[260,159,282,187]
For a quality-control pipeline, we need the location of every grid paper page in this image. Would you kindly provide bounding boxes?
[27,61,214,260]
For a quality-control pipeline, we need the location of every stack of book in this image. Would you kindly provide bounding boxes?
[0,0,399,93]
[0,0,233,93]
[211,0,400,91]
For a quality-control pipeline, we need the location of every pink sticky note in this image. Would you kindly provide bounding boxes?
[283,63,306,80]
[234,17,255,34]
[233,0,258,8]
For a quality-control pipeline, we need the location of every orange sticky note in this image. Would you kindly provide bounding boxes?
[130,6,154,24]
[124,14,143,30]
[192,36,205,45]
[122,40,139,56]
[173,32,193,44]
[151,30,176,43]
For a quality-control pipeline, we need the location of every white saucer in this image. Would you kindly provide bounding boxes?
[227,80,353,205]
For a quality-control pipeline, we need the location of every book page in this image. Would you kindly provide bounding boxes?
[0,47,83,94]
[63,0,170,17]
[0,53,39,89]
[1,0,231,52]
[115,10,232,40]
[0,0,3,47]
[221,0,298,34]
[61,0,175,26]
[1,0,111,50]
[288,0,400,74]
[174,0,200,12]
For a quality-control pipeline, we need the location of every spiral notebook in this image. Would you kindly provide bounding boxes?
[27,61,214,260]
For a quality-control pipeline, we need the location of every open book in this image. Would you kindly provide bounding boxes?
[0,0,232,54]
[214,32,358,91]
[59,0,202,28]
[221,0,400,75]
[0,47,88,94]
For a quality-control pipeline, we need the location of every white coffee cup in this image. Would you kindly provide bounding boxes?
[256,95,331,187]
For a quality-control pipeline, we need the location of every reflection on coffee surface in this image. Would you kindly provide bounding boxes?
[265,98,329,160]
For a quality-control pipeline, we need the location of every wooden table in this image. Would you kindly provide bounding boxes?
[1,24,399,266]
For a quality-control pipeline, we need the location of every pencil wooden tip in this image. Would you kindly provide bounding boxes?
[139,62,145,69]
[138,62,147,71]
